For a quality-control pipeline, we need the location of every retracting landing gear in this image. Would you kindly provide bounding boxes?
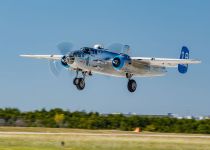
[126,73,137,93]
[73,70,87,90]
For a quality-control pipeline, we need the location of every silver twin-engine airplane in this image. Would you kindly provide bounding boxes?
[20,43,201,93]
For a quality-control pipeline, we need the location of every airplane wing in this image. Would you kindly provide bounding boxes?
[20,55,63,61]
[131,57,201,67]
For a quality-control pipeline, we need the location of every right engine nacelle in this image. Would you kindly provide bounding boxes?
[112,54,131,71]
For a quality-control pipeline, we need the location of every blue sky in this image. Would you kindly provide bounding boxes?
[0,0,209,115]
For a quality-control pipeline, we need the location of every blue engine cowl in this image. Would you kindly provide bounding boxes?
[112,54,131,71]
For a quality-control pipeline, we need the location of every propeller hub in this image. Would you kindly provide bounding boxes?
[61,56,69,66]
[113,57,121,67]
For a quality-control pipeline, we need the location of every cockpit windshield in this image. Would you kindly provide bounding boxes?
[81,47,91,53]
[81,47,100,55]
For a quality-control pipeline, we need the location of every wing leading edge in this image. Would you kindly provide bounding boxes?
[20,55,63,61]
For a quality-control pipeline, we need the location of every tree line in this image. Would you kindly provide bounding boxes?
[0,108,210,134]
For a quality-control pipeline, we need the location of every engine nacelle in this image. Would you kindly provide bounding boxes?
[61,56,69,67]
[112,54,131,71]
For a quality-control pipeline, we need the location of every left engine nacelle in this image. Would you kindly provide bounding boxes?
[112,54,131,71]
[61,56,69,68]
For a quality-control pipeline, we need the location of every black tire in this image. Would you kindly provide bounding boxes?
[127,79,137,92]
[73,78,80,85]
[76,78,85,90]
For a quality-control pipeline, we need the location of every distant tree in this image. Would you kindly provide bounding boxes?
[15,119,26,127]
[0,118,6,126]
[54,113,65,127]
[197,124,210,134]
[145,124,156,132]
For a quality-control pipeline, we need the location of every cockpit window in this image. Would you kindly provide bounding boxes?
[73,51,82,57]
[81,47,91,54]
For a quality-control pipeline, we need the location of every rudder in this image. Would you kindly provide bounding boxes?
[178,46,189,74]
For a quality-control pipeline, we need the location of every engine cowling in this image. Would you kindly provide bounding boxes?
[61,53,75,68]
[61,56,69,67]
[112,54,131,71]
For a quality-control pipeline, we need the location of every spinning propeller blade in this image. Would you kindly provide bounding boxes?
[108,43,124,53]
[49,61,62,77]
[57,42,74,55]
[49,42,74,77]
[108,43,130,54]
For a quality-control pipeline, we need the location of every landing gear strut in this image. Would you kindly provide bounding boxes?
[73,70,87,90]
[126,73,137,92]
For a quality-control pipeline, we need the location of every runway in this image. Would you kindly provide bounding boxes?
[0,131,210,139]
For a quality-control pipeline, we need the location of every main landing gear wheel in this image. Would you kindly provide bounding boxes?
[73,78,80,85]
[74,78,85,90]
[127,79,137,92]
[73,70,87,91]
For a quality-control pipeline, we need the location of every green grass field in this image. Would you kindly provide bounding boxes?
[0,127,210,150]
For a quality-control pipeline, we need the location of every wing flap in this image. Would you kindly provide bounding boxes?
[131,57,201,67]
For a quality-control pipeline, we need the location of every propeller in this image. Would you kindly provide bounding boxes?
[57,42,74,55]
[49,60,63,77]
[49,42,74,77]
[107,43,124,53]
[107,43,130,55]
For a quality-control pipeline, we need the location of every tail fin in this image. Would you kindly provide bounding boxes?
[178,46,189,74]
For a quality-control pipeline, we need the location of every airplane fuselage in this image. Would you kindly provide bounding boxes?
[69,48,166,78]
